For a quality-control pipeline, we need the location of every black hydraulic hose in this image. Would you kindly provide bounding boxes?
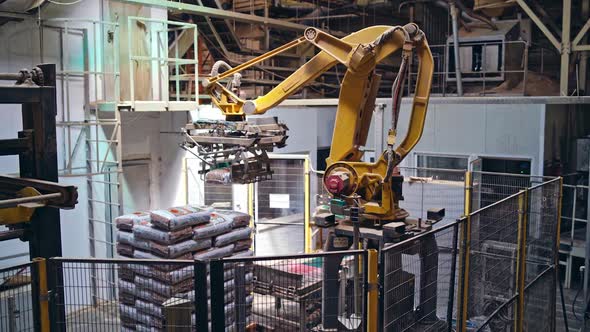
[391,54,409,131]
[384,40,410,182]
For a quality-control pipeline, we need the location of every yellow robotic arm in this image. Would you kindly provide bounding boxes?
[204,24,434,222]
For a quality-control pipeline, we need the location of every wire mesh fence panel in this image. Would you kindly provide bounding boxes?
[526,179,561,269]
[473,298,516,332]
[472,172,547,210]
[520,180,560,332]
[218,251,367,331]
[381,223,459,332]
[0,263,35,332]
[49,258,195,331]
[399,167,466,227]
[255,158,306,255]
[523,265,555,332]
[464,193,520,331]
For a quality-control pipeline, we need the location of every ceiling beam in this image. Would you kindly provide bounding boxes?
[573,17,590,50]
[116,0,309,31]
[515,0,561,51]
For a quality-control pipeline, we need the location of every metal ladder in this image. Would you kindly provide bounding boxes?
[46,18,123,305]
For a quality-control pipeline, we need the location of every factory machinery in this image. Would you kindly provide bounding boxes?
[183,23,435,228]
[182,23,446,331]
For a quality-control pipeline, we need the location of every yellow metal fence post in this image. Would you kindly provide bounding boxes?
[514,190,528,332]
[304,157,311,253]
[458,171,472,331]
[556,178,564,268]
[33,257,50,332]
[367,249,378,332]
[248,183,254,251]
[554,177,564,330]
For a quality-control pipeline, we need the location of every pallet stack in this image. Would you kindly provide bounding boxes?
[115,206,254,331]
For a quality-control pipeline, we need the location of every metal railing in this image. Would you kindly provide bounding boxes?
[126,17,199,112]
[408,40,530,96]
[559,183,589,288]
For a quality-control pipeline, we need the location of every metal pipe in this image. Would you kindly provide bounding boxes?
[0,73,21,81]
[446,224,459,332]
[580,0,589,94]
[560,0,572,96]
[118,0,311,31]
[450,1,463,96]
[0,192,62,209]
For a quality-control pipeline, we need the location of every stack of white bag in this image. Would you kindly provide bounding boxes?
[114,206,255,331]
[192,210,253,260]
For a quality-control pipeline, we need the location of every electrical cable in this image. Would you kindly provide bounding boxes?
[558,268,570,331]
[573,270,584,321]
[573,287,582,321]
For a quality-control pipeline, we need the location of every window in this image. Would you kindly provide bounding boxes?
[480,157,531,175]
[416,154,468,170]
[415,154,468,181]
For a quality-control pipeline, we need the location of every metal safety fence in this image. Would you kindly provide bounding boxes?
[380,174,561,332]
[380,222,459,332]
[26,250,368,331]
[209,250,367,332]
[48,258,196,331]
[0,170,563,332]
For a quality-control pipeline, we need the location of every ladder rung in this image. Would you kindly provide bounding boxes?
[89,237,115,246]
[87,179,120,185]
[86,139,119,143]
[88,199,120,206]
[89,218,111,226]
[86,160,119,164]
